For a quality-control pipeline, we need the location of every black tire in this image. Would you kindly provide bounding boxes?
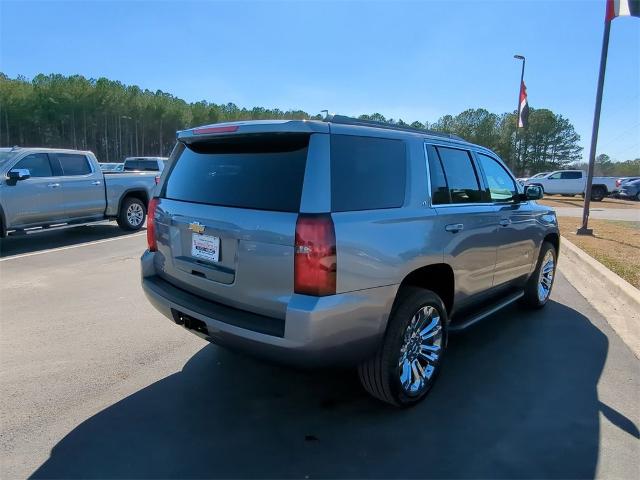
[636,192,640,202]
[358,287,448,407]
[591,186,606,202]
[117,197,146,231]
[532,183,544,194]
[520,241,557,309]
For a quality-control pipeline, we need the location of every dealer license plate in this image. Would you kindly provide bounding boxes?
[191,234,220,263]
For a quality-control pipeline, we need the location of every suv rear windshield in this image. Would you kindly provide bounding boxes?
[163,134,309,212]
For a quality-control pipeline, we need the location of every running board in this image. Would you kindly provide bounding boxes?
[7,219,112,236]
[448,290,524,332]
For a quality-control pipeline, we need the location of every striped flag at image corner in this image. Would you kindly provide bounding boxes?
[606,0,640,20]
[518,81,529,129]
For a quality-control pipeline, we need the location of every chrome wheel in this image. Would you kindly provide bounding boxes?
[126,202,144,227]
[398,305,443,396]
[537,250,555,302]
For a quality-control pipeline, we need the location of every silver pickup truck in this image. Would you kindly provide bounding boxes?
[0,147,156,237]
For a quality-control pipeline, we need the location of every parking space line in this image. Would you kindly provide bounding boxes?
[0,233,146,262]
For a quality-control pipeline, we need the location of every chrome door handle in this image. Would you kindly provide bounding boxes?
[499,218,511,227]
[91,180,101,185]
[445,223,464,233]
[47,183,60,188]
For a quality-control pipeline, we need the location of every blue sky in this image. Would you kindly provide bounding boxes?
[1,0,639,162]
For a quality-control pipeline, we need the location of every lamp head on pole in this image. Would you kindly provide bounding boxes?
[514,54,525,61]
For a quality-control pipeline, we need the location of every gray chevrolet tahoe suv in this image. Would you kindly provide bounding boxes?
[141,115,558,406]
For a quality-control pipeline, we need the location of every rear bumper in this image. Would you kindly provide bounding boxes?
[141,250,398,367]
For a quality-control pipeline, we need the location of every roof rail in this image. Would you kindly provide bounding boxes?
[324,114,465,141]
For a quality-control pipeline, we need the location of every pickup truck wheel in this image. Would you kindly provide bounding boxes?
[520,241,557,309]
[591,186,606,202]
[358,287,447,407]
[117,197,146,231]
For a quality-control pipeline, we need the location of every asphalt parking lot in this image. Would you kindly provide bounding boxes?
[1,225,639,479]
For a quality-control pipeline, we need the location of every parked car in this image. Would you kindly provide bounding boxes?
[123,156,167,172]
[0,147,156,237]
[618,178,640,201]
[516,171,550,185]
[525,170,617,201]
[99,162,124,172]
[613,176,640,193]
[141,116,558,407]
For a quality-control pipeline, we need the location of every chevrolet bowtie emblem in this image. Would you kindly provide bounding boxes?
[189,222,205,234]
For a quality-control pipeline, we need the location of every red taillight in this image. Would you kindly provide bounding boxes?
[193,125,239,135]
[294,214,337,296]
[616,179,621,187]
[147,197,159,252]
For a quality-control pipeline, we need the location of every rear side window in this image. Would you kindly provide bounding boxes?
[56,153,92,176]
[331,135,406,212]
[426,145,450,205]
[435,147,483,204]
[561,171,582,179]
[164,134,309,212]
[14,153,53,177]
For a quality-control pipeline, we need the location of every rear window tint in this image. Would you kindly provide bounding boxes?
[124,160,139,171]
[331,135,406,212]
[561,171,582,179]
[435,147,484,204]
[163,134,309,212]
[56,153,92,176]
[139,160,159,171]
[426,145,450,205]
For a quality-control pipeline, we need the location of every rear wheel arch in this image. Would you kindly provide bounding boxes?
[397,263,455,316]
[117,189,149,215]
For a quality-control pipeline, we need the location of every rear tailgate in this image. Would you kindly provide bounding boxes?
[152,132,311,319]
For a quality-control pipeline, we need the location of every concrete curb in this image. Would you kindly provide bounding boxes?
[559,236,640,358]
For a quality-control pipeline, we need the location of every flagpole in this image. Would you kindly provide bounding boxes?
[513,55,526,172]
[577,19,612,235]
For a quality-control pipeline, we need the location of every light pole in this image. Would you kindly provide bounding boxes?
[514,54,526,173]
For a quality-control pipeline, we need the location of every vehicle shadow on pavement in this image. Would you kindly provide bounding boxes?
[31,300,636,479]
[0,223,143,258]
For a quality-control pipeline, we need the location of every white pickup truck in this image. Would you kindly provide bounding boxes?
[524,170,617,201]
[0,147,157,237]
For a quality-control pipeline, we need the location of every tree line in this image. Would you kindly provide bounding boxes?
[1,73,638,176]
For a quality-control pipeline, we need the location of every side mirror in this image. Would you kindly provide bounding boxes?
[523,185,543,201]
[7,168,31,181]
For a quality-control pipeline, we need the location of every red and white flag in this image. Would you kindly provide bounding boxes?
[606,0,640,21]
[518,81,529,129]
